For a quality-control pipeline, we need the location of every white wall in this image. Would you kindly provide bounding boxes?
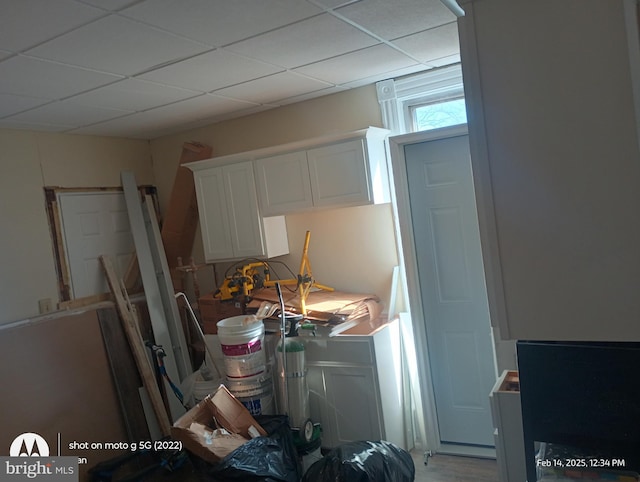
[282,203,398,305]
[0,129,152,324]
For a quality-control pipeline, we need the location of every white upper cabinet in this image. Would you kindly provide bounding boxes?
[255,127,391,216]
[307,139,370,208]
[190,160,289,262]
[458,0,640,341]
[193,165,233,261]
[255,150,314,215]
[187,127,389,261]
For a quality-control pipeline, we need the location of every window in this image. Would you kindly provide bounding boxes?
[411,96,467,132]
[377,63,466,135]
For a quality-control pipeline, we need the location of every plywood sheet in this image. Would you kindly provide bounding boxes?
[0,309,128,477]
[162,142,212,272]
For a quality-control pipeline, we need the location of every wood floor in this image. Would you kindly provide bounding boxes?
[412,451,500,482]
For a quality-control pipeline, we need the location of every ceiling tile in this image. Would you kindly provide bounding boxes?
[0,0,105,52]
[136,93,258,122]
[72,94,258,137]
[0,56,121,98]
[71,78,200,111]
[79,0,141,11]
[0,119,73,132]
[227,14,378,69]
[0,0,460,139]
[310,0,362,8]
[214,72,333,104]
[336,0,456,40]
[295,44,419,85]
[0,94,51,118]
[26,15,210,76]
[68,114,160,138]
[341,64,429,88]
[277,85,350,106]
[139,49,283,92]
[429,53,461,67]
[392,22,459,62]
[121,0,322,47]
[9,100,131,127]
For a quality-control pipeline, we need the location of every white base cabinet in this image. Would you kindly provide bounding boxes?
[303,320,405,450]
[490,370,526,482]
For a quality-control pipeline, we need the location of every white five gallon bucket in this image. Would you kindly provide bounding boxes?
[225,372,274,416]
[217,315,266,379]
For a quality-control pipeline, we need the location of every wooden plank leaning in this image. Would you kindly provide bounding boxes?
[121,171,188,421]
[99,255,172,437]
[97,307,151,442]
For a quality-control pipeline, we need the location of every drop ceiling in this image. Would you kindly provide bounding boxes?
[0,0,462,140]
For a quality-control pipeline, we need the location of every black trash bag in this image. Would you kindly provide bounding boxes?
[191,415,301,482]
[302,440,415,482]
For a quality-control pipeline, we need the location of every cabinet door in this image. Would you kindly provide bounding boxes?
[307,139,370,208]
[222,161,265,259]
[322,366,382,447]
[255,151,313,216]
[194,168,234,261]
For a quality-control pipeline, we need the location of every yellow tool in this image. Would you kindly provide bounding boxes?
[214,231,332,315]
[214,261,269,301]
[263,230,333,315]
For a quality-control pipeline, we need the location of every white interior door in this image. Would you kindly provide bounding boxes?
[404,133,496,447]
[58,191,134,299]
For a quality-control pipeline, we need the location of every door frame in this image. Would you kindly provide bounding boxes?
[390,123,490,454]
[45,185,158,303]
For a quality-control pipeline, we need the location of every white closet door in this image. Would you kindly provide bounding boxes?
[58,191,134,298]
[405,134,495,447]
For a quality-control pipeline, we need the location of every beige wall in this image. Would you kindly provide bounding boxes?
[0,85,398,324]
[150,85,400,309]
[0,129,152,324]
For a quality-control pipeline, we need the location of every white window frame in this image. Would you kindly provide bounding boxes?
[377,63,464,135]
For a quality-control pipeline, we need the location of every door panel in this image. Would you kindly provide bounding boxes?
[196,168,234,260]
[255,151,313,215]
[430,206,471,302]
[405,134,496,447]
[58,192,134,299]
[324,366,381,445]
[223,161,264,258]
[307,140,369,206]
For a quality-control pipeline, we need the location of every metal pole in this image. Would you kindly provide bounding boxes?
[275,282,289,416]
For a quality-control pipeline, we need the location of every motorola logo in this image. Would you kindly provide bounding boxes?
[9,433,50,457]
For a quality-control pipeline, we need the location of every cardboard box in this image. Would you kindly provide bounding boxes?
[249,288,381,320]
[171,385,266,464]
[249,288,383,335]
[198,294,244,333]
[161,142,212,271]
